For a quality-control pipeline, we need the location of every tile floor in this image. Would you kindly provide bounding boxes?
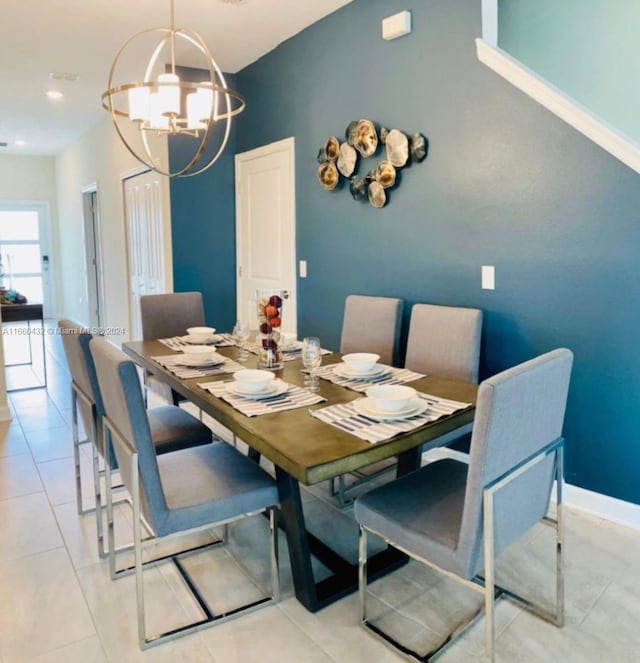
[0,326,639,661]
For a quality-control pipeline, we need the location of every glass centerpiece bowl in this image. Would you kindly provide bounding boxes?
[256,291,285,370]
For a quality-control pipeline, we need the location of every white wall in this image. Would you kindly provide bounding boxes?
[55,117,171,340]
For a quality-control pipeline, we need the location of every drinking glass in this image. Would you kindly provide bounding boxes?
[302,336,322,391]
[232,320,251,362]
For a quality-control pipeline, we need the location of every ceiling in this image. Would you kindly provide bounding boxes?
[0,0,353,156]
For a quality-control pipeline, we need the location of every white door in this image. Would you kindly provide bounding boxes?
[123,170,167,340]
[0,202,54,317]
[235,137,297,334]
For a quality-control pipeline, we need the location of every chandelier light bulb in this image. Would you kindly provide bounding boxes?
[128,86,150,123]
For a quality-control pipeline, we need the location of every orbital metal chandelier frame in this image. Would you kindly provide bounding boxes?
[101,0,245,177]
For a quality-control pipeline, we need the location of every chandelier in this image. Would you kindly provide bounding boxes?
[101,0,245,177]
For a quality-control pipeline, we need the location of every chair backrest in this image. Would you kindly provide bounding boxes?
[340,295,403,366]
[140,292,205,340]
[89,338,168,530]
[457,348,573,578]
[58,319,102,443]
[404,304,482,383]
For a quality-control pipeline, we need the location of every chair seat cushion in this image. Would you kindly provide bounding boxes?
[354,458,469,577]
[148,405,212,454]
[156,442,278,537]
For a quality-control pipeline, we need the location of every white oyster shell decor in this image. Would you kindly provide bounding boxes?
[337,142,358,177]
[385,129,409,167]
[368,181,386,208]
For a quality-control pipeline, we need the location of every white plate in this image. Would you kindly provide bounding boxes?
[353,397,428,420]
[333,363,390,379]
[225,380,289,400]
[177,355,224,367]
[182,335,216,345]
[281,341,302,353]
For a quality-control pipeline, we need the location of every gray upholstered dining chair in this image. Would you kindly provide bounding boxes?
[332,295,403,505]
[404,303,482,383]
[334,302,482,506]
[58,319,212,559]
[340,294,403,366]
[355,348,573,662]
[406,303,482,460]
[139,291,205,405]
[89,338,280,650]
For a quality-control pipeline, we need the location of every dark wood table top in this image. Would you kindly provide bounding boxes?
[1,302,43,323]
[123,339,477,486]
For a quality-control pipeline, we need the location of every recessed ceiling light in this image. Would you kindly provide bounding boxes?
[46,89,64,101]
[15,140,26,147]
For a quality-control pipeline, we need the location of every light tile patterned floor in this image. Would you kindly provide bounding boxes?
[0,327,639,661]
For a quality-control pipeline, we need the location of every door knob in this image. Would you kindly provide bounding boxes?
[281,290,290,299]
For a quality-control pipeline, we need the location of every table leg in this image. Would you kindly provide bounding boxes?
[275,465,410,613]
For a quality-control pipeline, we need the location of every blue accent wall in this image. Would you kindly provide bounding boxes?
[169,73,238,333]
[173,0,640,506]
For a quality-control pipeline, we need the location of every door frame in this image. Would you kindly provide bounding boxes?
[0,200,56,318]
[234,136,297,331]
[81,183,105,328]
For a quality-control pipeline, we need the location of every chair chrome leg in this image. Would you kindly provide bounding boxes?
[104,425,118,580]
[359,525,368,624]
[131,452,147,650]
[71,386,84,516]
[91,419,107,558]
[270,508,280,602]
[483,487,496,663]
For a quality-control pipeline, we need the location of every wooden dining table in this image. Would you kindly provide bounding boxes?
[122,339,477,613]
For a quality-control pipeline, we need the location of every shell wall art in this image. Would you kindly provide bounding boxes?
[316,119,428,208]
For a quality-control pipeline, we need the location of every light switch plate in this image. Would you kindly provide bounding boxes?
[299,260,307,278]
[481,265,495,290]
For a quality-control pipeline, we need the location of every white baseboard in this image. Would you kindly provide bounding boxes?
[0,406,12,422]
[555,483,640,532]
[423,447,640,532]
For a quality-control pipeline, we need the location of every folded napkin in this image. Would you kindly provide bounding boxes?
[151,354,244,379]
[315,363,425,393]
[310,392,471,444]
[198,379,326,417]
[158,333,236,351]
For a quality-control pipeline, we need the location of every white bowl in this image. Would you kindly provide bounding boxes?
[182,345,217,363]
[186,326,216,343]
[342,352,380,373]
[366,385,417,413]
[233,369,275,393]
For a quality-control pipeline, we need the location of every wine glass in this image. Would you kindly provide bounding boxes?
[301,336,322,391]
[232,320,251,362]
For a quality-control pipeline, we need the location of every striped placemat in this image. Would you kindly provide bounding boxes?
[152,354,244,379]
[245,342,332,362]
[198,379,326,417]
[158,333,236,351]
[315,363,425,393]
[310,393,471,444]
